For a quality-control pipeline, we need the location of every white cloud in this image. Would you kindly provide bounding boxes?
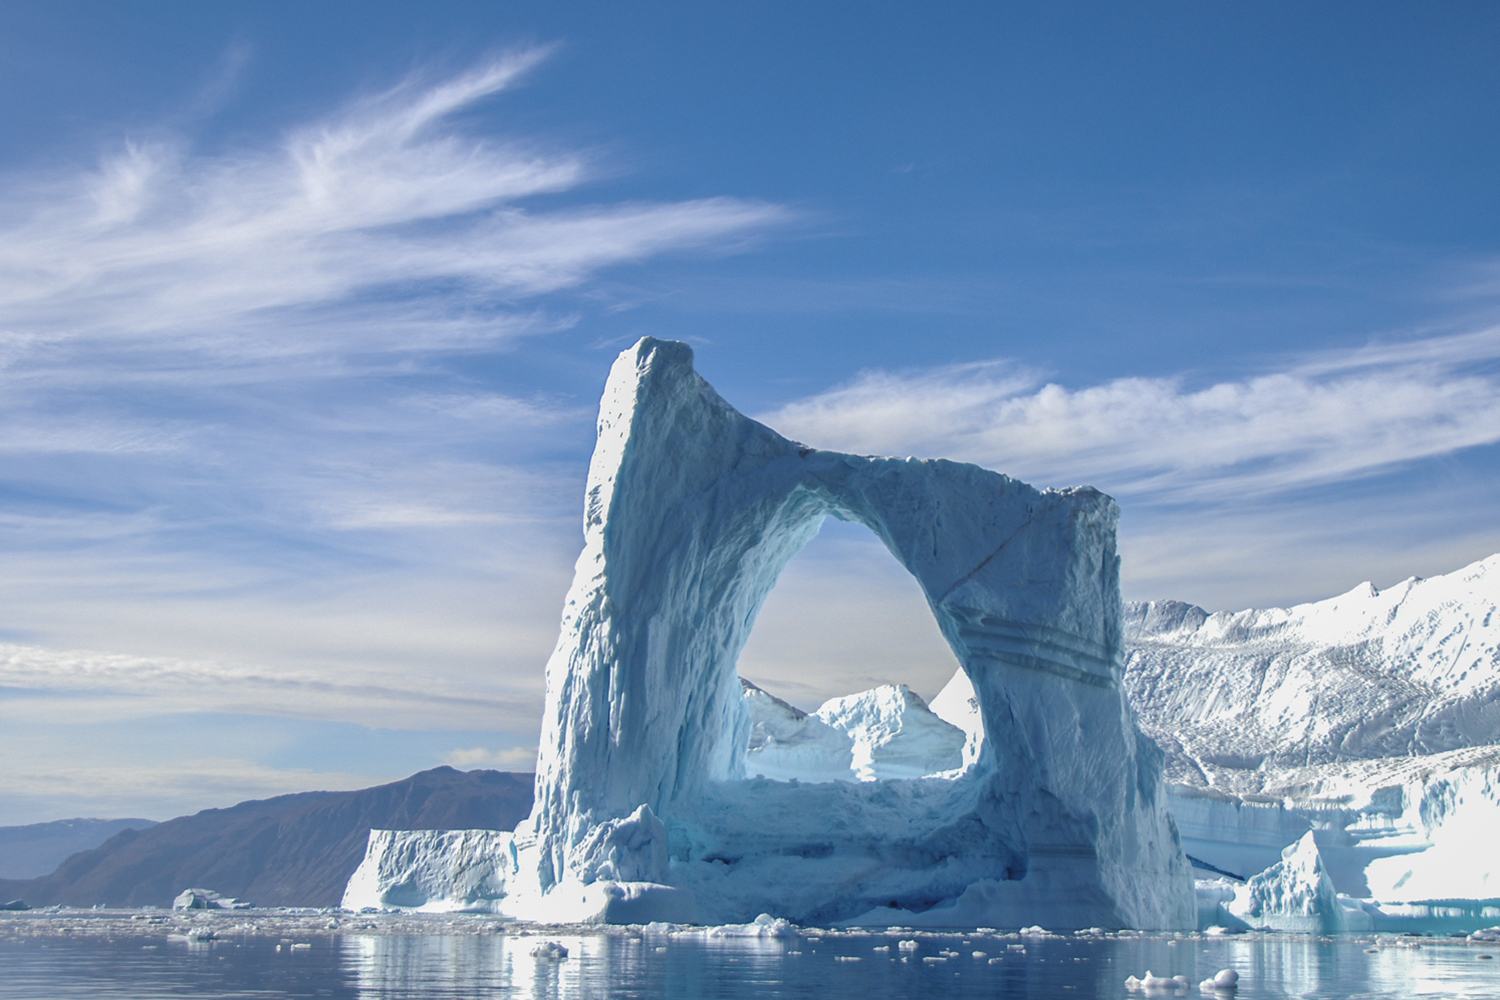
[0,640,540,733]
[0,47,786,370]
[0,753,383,826]
[761,327,1500,504]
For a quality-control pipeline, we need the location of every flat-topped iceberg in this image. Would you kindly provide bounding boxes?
[345,337,1193,928]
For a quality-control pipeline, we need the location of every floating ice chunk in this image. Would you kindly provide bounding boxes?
[1199,968,1239,992]
[529,941,568,959]
[696,914,799,938]
[1125,971,1191,994]
[173,888,250,911]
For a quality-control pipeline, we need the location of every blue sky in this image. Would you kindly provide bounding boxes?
[2,2,1500,823]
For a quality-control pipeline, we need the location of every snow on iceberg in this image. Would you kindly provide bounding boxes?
[468,337,1193,929]
[1115,556,1500,929]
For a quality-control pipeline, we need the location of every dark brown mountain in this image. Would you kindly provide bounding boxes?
[0,767,533,909]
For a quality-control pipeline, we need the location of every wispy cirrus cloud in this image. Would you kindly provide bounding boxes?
[762,326,1500,503]
[0,640,536,731]
[0,47,786,365]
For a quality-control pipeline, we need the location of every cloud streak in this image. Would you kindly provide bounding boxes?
[0,639,538,732]
[0,47,786,367]
[762,327,1500,503]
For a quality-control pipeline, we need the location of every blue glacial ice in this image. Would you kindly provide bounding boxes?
[347,337,1194,929]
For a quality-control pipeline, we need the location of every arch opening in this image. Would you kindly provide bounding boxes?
[731,515,983,784]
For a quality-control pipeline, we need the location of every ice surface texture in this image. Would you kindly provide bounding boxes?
[741,679,966,783]
[499,337,1192,928]
[343,830,515,912]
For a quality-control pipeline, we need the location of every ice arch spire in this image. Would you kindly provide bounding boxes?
[510,337,1193,928]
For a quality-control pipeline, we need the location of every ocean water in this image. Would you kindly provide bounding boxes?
[2,912,1499,999]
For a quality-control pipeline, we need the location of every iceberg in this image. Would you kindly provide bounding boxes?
[1224,832,1344,933]
[172,887,252,910]
[741,679,966,783]
[398,336,1191,929]
[342,830,516,913]
[344,337,1194,926]
[1120,557,1500,930]
[1124,554,1500,781]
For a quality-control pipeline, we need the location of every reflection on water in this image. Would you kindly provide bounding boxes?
[3,925,1500,999]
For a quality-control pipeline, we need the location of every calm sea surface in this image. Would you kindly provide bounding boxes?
[3,912,1498,999]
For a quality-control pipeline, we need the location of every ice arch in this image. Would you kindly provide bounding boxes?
[508,338,1193,929]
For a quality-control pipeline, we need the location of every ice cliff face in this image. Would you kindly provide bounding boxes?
[343,830,515,912]
[486,337,1192,928]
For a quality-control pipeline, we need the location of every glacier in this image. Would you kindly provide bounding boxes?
[346,336,1194,928]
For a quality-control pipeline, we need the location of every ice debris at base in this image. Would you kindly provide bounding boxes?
[342,336,1193,929]
[1124,971,1191,993]
[1200,968,1239,992]
[173,888,251,911]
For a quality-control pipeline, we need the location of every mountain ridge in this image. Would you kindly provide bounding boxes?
[0,766,533,908]
[0,817,158,880]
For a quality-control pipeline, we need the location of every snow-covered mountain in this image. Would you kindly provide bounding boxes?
[1124,553,1500,788]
